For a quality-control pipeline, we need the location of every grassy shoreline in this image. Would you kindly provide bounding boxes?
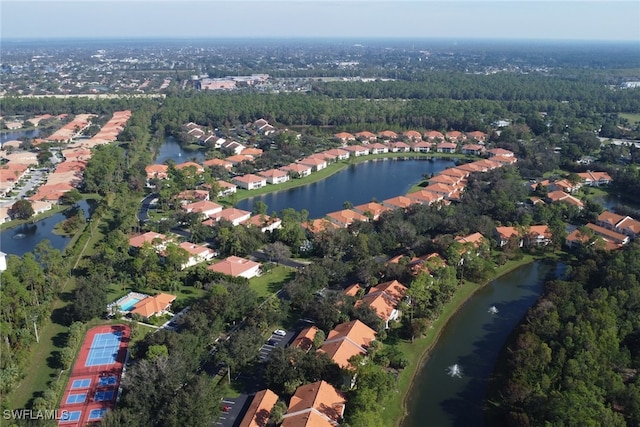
[227,152,466,204]
[387,254,537,427]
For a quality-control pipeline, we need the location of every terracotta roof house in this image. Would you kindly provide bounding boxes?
[233,174,267,190]
[439,167,470,179]
[343,283,363,297]
[355,280,408,329]
[436,142,458,153]
[429,174,463,186]
[207,207,252,226]
[334,132,356,143]
[247,215,282,233]
[182,200,223,217]
[299,156,328,171]
[341,145,370,157]
[354,131,377,143]
[424,130,445,141]
[238,389,280,427]
[490,155,518,165]
[280,163,312,178]
[290,326,320,353]
[208,256,261,279]
[130,293,176,319]
[226,154,254,165]
[546,191,584,209]
[241,147,264,157]
[461,144,485,156]
[28,183,75,202]
[495,225,552,247]
[487,148,514,158]
[352,202,391,220]
[145,165,169,179]
[178,242,217,269]
[565,228,620,251]
[446,131,466,142]
[549,179,581,194]
[203,158,233,170]
[585,223,630,245]
[322,148,350,161]
[216,180,237,196]
[467,131,488,142]
[175,161,205,174]
[412,141,432,153]
[406,189,444,205]
[455,232,487,248]
[175,189,209,204]
[407,253,447,276]
[302,218,339,234]
[377,130,398,141]
[282,381,346,427]
[381,195,417,210]
[369,143,389,154]
[577,171,612,187]
[616,216,640,237]
[281,410,335,427]
[456,162,486,173]
[129,231,168,250]
[422,183,461,199]
[258,169,289,184]
[473,159,503,171]
[387,141,412,152]
[403,130,423,142]
[596,211,625,230]
[326,209,369,228]
[318,320,376,369]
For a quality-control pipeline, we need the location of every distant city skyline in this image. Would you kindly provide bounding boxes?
[2,1,639,42]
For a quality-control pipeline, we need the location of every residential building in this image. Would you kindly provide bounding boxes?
[130,293,176,319]
[238,389,280,427]
[182,200,223,217]
[280,163,312,178]
[436,142,458,153]
[354,131,377,143]
[207,207,252,226]
[203,158,233,170]
[129,231,168,250]
[233,174,267,190]
[424,130,445,141]
[326,209,368,228]
[317,320,377,369]
[352,202,391,220]
[290,326,320,353]
[208,256,261,279]
[282,381,346,427]
[334,132,356,143]
[342,145,370,157]
[247,215,282,233]
[355,280,408,329]
[299,156,328,171]
[178,242,217,269]
[368,143,389,154]
[487,148,515,158]
[577,171,613,187]
[411,141,432,153]
[258,169,290,184]
[461,144,485,156]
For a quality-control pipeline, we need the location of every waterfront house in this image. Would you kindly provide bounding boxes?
[258,169,290,185]
[233,174,267,190]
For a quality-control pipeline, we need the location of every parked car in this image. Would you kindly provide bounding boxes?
[273,329,286,336]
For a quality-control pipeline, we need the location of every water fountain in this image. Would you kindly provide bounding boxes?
[12,233,26,239]
[447,364,463,378]
[488,305,499,314]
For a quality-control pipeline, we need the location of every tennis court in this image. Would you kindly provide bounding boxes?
[65,393,87,404]
[88,409,107,421]
[60,411,81,423]
[94,390,115,402]
[85,331,123,367]
[98,376,117,386]
[71,378,91,389]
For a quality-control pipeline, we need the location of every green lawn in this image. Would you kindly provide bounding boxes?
[249,265,296,298]
[618,112,640,126]
[381,254,536,427]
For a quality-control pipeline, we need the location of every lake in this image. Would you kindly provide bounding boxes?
[1,128,43,144]
[154,136,206,164]
[236,158,457,219]
[402,261,564,427]
[0,200,92,257]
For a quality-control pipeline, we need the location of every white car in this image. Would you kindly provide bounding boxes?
[273,329,286,337]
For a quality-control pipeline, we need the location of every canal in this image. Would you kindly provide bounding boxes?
[402,261,565,427]
[236,158,457,219]
[0,200,92,257]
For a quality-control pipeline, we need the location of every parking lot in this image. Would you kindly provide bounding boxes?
[258,329,294,362]
[214,394,250,427]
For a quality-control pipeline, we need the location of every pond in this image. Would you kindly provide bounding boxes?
[0,200,92,257]
[402,261,565,427]
[236,158,457,219]
[1,128,43,144]
[154,136,206,164]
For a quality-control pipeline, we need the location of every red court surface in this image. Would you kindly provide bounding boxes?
[58,324,130,426]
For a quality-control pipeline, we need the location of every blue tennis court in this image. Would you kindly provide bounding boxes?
[98,376,117,386]
[88,409,107,420]
[65,393,87,404]
[60,411,81,422]
[94,390,115,402]
[71,379,91,389]
[85,332,123,367]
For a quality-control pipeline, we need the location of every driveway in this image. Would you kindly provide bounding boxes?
[137,192,157,222]
[258,330,294,362]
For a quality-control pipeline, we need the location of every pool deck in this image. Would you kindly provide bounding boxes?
[58,324,130,426]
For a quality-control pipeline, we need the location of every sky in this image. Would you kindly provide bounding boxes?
[1,0,639,42]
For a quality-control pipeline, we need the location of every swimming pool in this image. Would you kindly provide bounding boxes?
[119,297,141,312]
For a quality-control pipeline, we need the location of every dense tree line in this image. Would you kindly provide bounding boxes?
[487,241,640,426]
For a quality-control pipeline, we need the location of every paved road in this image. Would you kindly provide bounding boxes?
[137,192,158,222]
[250,250,311,269]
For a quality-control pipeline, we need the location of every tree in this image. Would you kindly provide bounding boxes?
[59,188,83,205]
[9,199,34,220]
[263,241,291,264]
